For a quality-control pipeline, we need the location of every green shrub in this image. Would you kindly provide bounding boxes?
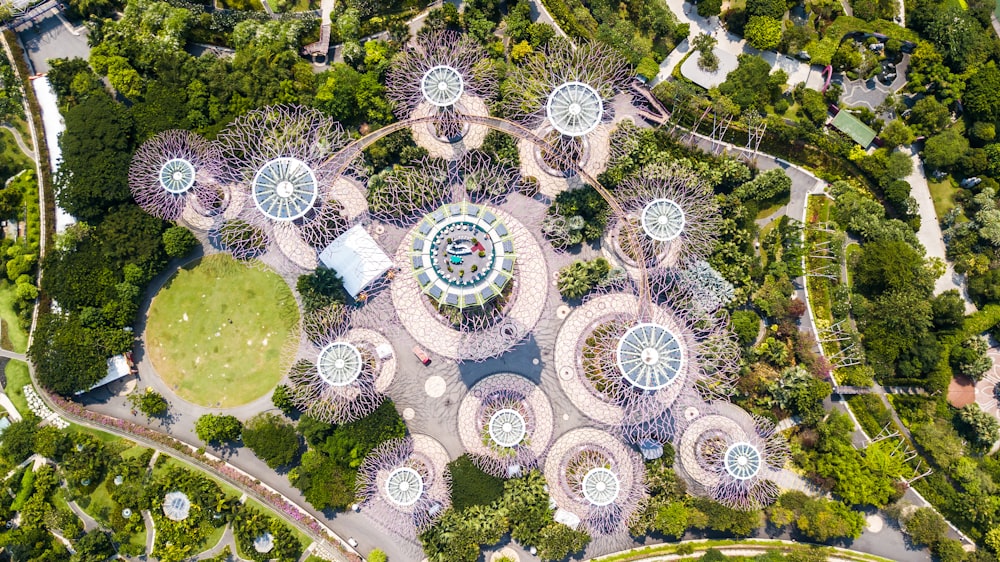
[447,455,505,511]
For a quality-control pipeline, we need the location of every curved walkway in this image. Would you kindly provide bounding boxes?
[2,124,35,160]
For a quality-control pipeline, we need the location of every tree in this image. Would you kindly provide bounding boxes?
[957,403,1000,449]
[195,414,244,444]
[315,64,362,124]
[719,54,777,111]
[368,549,388,562]
[271,384,296,415]
[127,388,168,418]
[965,63,1000,123]
[746,0,787,19]
[923,128,969,170]
[536,523,589,561]
[56,94,134,222]
[950,335,991,380]
[557,257,610,299]
[879,119,915,150]
[0,416,38,464]
[903,507,948,548]
[853,239,930,296]
[70,530,114,562]
[770,366,832,425]
[29,313,125,396]
[242,413,300,468]
[886,151,913,180]
[731,310,761,346]
[930,290,965,330]
[162,226,198,258]
[732,169,792,202]
[908,97,950,136]
[297,268,347,312]
[744,16,782,51]
[796,498,864,542]
[697,0,723,16]
[692,33,719,72]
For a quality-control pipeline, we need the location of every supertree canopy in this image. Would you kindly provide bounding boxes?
[556,287,739,442]
[356,435,452,537]
[128,129,224,221]
[504,42,630,135]
[675,400,789,511]
[214,104,355,268]
[608,174,722,271]
[386,31,497,142]
[543,428,645,535]
[286,305,396,423]
[457,373,554,478]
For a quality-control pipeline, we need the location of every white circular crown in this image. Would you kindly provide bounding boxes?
[581,467,620,506]
[421,65,465,107]
[616,323,686,391]
[546,81,603,137]
[488,408,527,447]
[317,342,363,387]
[251,156,318,221]
[385,467,424,506]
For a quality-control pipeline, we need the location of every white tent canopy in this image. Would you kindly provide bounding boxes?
[319,224,393,299]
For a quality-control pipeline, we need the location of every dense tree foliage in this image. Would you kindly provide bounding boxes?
[242,413,300,469]
[195,414,244,445]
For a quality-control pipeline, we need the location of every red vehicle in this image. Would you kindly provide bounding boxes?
[412,346,431,365]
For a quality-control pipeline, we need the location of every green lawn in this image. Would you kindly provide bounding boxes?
[755,193,791,221]
[928,175,959,221]
[79,480,117,523]
[0,128,32,173]
[5,359,29,416]
[0,282,28,353]
[145,254,298,407]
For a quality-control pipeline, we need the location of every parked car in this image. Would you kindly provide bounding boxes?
[961,177,983,189]
[413,345,431,365]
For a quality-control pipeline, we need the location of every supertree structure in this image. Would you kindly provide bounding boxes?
[356,435,452,538]
[386,30,497,142]
[555,284,739,443]
[128,129,224,221]
[607,173,722,272]
[543,428,645,535]
[456,150,530,206]
[286,305,396,423]
[675,400,789,511]
[214,105,356,269]
[457,373,554,478]
[503,41,632,172]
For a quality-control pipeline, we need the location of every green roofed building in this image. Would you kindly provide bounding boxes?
[830,110,877,148]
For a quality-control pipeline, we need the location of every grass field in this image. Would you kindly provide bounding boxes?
[5,359,29,415]
[0,282,27,353]
[146,254,298,408]
[928,175,959,221]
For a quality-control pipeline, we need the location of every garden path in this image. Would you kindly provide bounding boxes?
[904,146,975,311]
[66,497,99,532]
[2,124,34,160]
[142,509,156,558]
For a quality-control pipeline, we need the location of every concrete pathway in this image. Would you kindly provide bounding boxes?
[2,124,34,160]
[66,498,99,532]
[904,146,975,311]
[142,510,156,558]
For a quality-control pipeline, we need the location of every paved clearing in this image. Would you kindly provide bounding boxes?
[145,254,298,408]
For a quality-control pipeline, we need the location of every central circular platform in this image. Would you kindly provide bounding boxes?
[252,156,318,221]
[724,442,762,480]
[581,467,620,506]
[546,81,603,137]
[317,342,362,387]
[411,202,515,310]
[616,323,685,391]
[160,158,196,194]
[488,408,527,448]
[421,65,464,107]
[385,467,424,506]
[641,198,686,242]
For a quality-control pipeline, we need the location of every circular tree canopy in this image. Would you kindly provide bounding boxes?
[582,467,620,506]
[641,198,686,242]
[546,81,604,137]
[317,342,362,387]
[252,157,319,221]
[385,467,424,506]
[159,158,196,194]
[615,323,685,391]
[421,65,465,107]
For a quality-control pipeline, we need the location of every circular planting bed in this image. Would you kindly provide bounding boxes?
[146,254,299,407]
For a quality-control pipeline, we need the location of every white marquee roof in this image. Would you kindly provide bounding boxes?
[319,224,393,299]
